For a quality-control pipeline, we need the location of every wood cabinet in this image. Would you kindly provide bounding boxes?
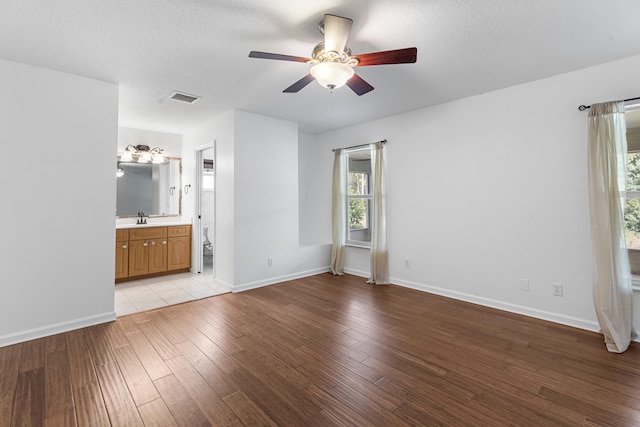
[127,238,149,277]
[115,229,129,280]
[148,238,168,273]
[115,225,191,282]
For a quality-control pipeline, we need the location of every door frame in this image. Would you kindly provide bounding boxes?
[194,141,215,275]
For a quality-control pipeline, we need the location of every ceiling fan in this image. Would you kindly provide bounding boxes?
[248,14,417,96]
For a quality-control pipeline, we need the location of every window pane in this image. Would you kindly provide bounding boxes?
[203,174,214,190]
[349,198,368,229]
[625,198,640,249]
[627,152,640,191]
[348,198,371,243]
[349,172,369,195]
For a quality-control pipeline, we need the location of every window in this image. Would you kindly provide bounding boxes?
[346,148,372,246]
[625,152,640,248]
[203,173,214,191]
[625,111,640,276]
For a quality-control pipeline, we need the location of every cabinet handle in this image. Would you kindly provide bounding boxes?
[143,242,148,246]
[122,244,127,249]
[162,241,167,245]
[151,241,156,245]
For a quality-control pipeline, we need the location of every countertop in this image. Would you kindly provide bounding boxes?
[116,221,191,229]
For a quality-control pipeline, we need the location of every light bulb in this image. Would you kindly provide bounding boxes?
[139,152,152,163]
[310,62,354,90]
[120,151,133,162]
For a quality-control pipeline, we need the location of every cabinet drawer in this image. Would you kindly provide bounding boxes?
[116,229,129,242]
[130,227,167,240]
[168,225,191,237]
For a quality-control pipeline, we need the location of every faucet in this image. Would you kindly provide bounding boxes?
[137,211,147,224]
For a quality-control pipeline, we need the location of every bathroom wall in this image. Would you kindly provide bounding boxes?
[118,127,182,157]
[0,59,118,346]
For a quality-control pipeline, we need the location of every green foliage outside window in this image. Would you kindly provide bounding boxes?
[625,152,640,248]
[348,172,369,229]
[349,199,367,228]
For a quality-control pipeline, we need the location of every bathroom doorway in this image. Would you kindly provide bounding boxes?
[195,142,215,276]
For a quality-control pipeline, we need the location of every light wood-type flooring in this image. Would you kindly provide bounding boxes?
[3,273,640,426]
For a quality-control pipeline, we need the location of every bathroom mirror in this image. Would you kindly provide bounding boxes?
[116,157,182,217]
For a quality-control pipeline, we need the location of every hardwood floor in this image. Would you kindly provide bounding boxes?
[3,273,640,426]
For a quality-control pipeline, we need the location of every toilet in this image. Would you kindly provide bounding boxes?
[203,226,213,265]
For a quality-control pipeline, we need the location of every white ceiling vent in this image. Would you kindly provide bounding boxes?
[168,91,201,104]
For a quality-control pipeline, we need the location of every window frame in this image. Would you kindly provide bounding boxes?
[624,148,640,289]
[625,150,640,250]
[345,147,373,248]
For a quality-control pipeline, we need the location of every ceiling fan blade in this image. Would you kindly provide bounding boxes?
[283,74,315,93]
[346,73,374,96]
[355,47,417,66]
[323,14,353,53]
[249,51,310,63]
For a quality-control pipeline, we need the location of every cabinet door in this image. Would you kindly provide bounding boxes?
[115,241,129,279]
[168,236,191,270]
[128,240,149,277]
[148,239,168,274]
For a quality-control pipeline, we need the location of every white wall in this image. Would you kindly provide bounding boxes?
[0,59,118,346]
[183,110,330,292]
[118,127,182,157]
[182,111,235,287]
[233,111,330,289]
[299,131,332,246]
[301,53,640,333]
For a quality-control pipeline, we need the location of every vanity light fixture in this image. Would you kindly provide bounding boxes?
[120,144,165,164]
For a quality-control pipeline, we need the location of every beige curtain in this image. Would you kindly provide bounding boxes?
[588,101,635,353]
[330,149,347,275]
[367,142,389,284]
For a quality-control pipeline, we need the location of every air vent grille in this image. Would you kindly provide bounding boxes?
[168,91,201,104]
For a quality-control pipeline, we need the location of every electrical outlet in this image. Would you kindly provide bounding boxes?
[404,259,411,268]
[520,278,530,292]
[552,282,563,296]
[267,257,273,267]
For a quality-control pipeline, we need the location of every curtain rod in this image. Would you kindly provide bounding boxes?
[332,139,387,152]
[578,96,640,111]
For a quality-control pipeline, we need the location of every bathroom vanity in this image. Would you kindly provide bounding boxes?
[115,224,191,282]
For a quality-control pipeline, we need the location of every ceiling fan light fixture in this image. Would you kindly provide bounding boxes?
[310,62,355,90]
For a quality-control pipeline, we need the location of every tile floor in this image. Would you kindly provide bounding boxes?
[114,267,228,316]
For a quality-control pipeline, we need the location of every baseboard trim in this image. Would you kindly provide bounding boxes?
[214,278,234,292]
[0,311,117,348]
[233,267,331,293]
[390,277,600,333]
[344,268,369,278]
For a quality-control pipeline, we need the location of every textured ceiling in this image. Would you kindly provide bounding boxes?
[2,0,640,134]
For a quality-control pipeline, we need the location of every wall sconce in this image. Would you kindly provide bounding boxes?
[120,144,165,164]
